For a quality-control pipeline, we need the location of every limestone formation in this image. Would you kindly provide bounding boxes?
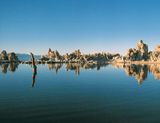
[0,50,8,60]
[125,40,148,61]
[39,48,123,63]
[55,50,62,60]
[154,45,160,53]
[63,53,69,61]
[0,50,19,62]
[148,45,160,61]
[75,49,81,58]
[136,40,148,60]
[47,48,62,61]
[48,48,56,59]
[2,40,159,64]
[8,52,18,62]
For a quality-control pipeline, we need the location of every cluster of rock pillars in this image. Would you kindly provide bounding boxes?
[1,40,160,64]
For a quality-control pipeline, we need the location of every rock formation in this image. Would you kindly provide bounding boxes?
[63,53,69,61]
[40,48,123,63]
[0,50,19,62]
[48,48,56,59]
[136,40,148,60]
[0,50,8,60]
[41,48,62,61]
[67,50,82,61]
[155,45,160,53]
[148,45,160,61]
[2,39,160,64]
[125,40,148,61]
[8,52,19,62]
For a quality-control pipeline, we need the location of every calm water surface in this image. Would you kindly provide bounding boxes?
[0,63,160,123]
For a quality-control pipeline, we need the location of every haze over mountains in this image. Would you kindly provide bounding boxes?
[16,54,41,61]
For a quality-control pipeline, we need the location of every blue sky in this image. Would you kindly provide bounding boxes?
[0,0,160,55]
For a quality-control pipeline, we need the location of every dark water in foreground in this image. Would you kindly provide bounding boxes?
[0,63,160,123]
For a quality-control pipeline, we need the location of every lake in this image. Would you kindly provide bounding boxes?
[0,63,160,123]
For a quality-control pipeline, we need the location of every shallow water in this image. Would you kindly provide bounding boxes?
[0,63,160,123]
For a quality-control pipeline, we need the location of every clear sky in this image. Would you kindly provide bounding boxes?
[0,0,160,55]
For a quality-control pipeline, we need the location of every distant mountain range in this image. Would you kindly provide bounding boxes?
[16,54,41,61]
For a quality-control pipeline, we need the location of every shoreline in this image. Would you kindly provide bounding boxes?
[109,61,160,65]
[1,40,160,65]
[1,60,160,65]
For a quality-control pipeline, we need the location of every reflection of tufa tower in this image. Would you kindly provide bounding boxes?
[48,63,62,74]
[8,63,18,72]
[0,63,19,74]
[74,65,80,75]
[123,64,148,85]
[65,63,80,75]
[148,64,160,80]
[0,63,9,74]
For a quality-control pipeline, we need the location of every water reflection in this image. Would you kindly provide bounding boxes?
[112,63,160,85]
[65,63,80,75]
[48,63,62,74]
[0,63,18,74]
[32,65,37,88]
[123,64,148,85]
[148,64,160,80]
[1,63,160,85]
[47,63,108,75]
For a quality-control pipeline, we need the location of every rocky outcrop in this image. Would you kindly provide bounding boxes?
[65,49,82,62]
[8,52,19,62]
[155,45,160,52]
[15,40,160,64]
[148,45,160,61]
[82,53,120,63]
[125,40,148,61]
[48,48,60,60]
[0,50,19,62]
[41,48,122,63]
[41,48,62,61]
[148,51,159,61]
[63,53,69,61]
[136,40,148,60]
[0,50,8,60]
[48,48,56,59]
